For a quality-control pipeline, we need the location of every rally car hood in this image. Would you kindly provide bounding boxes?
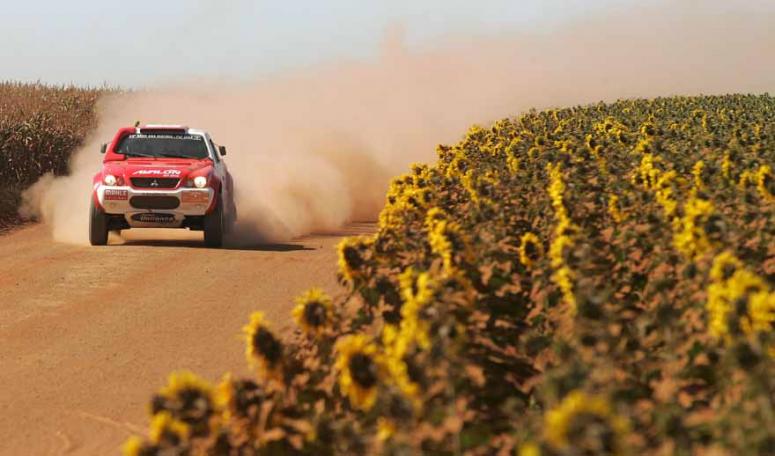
[104,158,213,182]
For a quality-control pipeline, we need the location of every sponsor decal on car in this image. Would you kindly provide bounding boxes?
[104,189,129,200]
[131,213,176,223]
[181,191,210,203]
[133,169,182,176]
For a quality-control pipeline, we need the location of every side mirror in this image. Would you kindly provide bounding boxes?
[100,143,107,154]
[218,145,227,156]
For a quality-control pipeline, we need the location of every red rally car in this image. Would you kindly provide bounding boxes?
[90,125,237,247]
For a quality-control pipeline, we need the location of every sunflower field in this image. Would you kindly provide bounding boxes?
[126,94,775,455]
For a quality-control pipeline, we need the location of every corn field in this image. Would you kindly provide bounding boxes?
[0,82,102,227]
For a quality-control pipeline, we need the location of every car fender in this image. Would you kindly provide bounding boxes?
[205,177,222,214]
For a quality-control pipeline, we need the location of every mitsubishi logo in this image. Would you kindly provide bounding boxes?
[150,179,160,187]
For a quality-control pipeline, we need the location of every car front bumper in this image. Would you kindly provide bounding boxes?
[96,184,214,228]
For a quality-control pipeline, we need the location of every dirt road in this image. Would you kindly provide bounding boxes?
[0,223,370,455]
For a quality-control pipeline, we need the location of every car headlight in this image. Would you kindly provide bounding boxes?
[104,174,117,186]
[193,176,208,188]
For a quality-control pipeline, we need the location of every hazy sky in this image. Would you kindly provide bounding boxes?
[0,0,638,87]
[4,0,772,88]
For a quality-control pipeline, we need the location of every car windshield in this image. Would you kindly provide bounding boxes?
[116,133,210,159]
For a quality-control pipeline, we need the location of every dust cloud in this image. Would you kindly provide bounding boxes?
[21,1,775,244]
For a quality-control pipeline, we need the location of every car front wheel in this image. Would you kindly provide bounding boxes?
[89,199,109,246]
[204,197,224,248]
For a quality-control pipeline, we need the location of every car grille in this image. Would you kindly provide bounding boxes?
[130,178,180,189]
[129,196,180,210]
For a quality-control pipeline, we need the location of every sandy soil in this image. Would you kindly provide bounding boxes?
[0,223,371,455]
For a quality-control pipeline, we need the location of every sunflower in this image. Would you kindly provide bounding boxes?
[375,269,439,407]
[410,162,428,176]
[425,207,447,225]
[518,442,541,456]
[425,209,473,274]
[738,169,756,190]
[747,292,775,337]
[673,196,716,259]
[461,170,498,205]
[216,372,264,422]
[122,413,191,455]
[121,436,153,456]
[633,137,655,155]
[707,252,775,343]
[544,391,628,455]
[546,162,569,219]
[292,288,333,337]
[692,160,706,190]
[384,329,432,412]
[507,154,521,176]
[377,417,396,442]
[149,411,190,447]
[607,194,624,223]
[446,154,470,179]
[633,153,658,190]
[215,373,235,423]
[243,312,284,380]
[379,199,415,230]
[335,334,381,410]
[382,324,418,401]
[506,137,522,164]
[427,219,455,272]
[639,121,657,137]
[400,187,433,209]
[709,251,742,283]
[597,118,614,134]
[519,232,543,268]
[547,162,578,313]
[653,170,678,217]
[399,268,437,348]
[410,162,431,188]
[721,152,732,181]
[756,165,775,202]
[337,236,374,283]
[152,370,216,436]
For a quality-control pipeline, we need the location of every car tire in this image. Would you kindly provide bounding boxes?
[204,196,224,248]
[89,200,109,246]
